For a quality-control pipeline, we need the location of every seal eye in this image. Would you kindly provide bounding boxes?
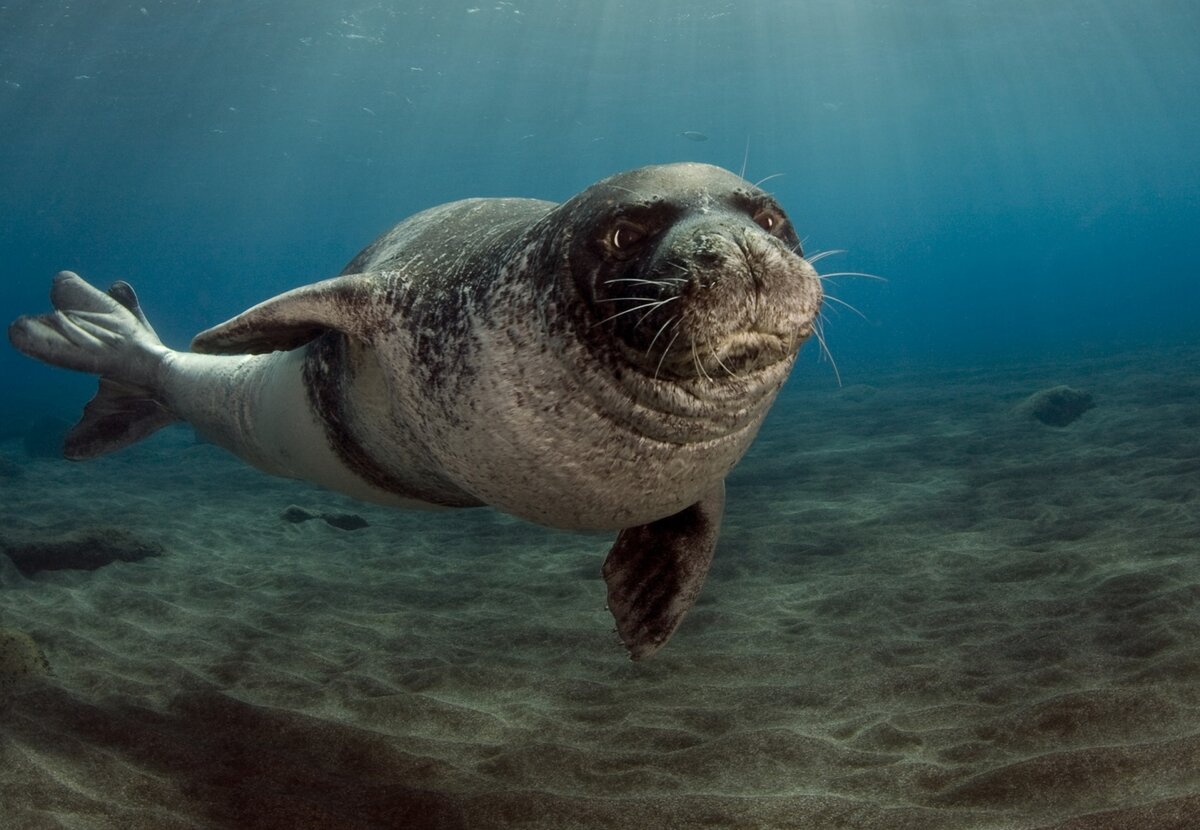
[610,222,646,253]
[753,209,783,233]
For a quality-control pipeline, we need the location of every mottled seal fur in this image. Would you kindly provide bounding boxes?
[8,162,823,659]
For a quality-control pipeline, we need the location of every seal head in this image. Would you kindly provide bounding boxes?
[566,163,818,384]
[499,162,822,464]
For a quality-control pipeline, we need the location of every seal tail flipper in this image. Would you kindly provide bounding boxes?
[63,377,177,459]
[8,271,178,459]
[602,481,725,660]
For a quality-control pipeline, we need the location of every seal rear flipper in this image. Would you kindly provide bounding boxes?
[65,377,178,459]
[602,481,725,660]
[9,273,180,459]
[191,272,390,355]
[9,273,163,376]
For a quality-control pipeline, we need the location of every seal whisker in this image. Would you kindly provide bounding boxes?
[653,328,684,381]
[752,173,785,189]
[691,340,714,383]
[604,278,671,288]
[594,298,675,327]
[817,271,887,282]
[812,317,843,386]
[804,249,846,265]
[634,296,678,327]
[645,315,678,357]
[699,346,715,383]
[705,335,737,379]
[822,294,869,320]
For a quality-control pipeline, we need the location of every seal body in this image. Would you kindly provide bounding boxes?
[9,162,823,658]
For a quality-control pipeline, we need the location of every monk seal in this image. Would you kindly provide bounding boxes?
[8,162,823,659]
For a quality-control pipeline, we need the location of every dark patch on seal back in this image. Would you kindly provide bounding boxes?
[302,332,467,505]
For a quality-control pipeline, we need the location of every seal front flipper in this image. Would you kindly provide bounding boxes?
[191,272,391,355]
[602,481,725,660]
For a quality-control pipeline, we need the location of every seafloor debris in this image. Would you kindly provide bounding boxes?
[0,627,51,686]
[1,527,164,576]
[281,505,369,531]
[1020,385,1095,427]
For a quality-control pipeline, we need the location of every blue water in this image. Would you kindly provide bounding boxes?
[3,5,1200,825]
[3,1,1197,413]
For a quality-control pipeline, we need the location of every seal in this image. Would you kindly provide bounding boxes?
[8,162,823,659]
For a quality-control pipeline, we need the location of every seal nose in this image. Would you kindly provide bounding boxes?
[693,233,726,267]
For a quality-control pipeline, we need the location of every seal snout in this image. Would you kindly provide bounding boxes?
[691,230,729,267]
[603,223,820,381]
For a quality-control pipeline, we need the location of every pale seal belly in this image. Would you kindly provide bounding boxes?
[9,163,823,659]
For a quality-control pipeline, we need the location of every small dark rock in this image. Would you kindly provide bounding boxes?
[321,513,369,531]
[837,384,880,403]
[281,505,317,523]
[2,528,164,576]
[1021,386,1095,427]
[23,416,71,458]
[0,627,51,682]
[280,505,367,530]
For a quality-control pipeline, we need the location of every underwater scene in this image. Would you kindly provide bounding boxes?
[1,1,1198,828]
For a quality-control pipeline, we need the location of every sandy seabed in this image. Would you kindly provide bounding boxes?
[1,344,1198,830]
